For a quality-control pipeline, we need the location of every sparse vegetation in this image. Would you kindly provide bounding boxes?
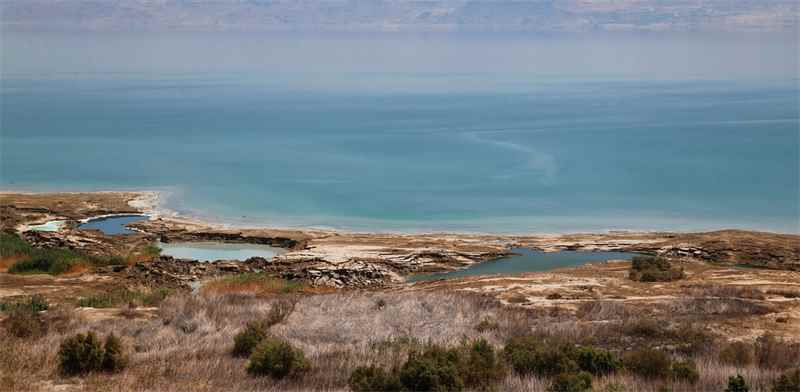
[349,365,403,392]
[671,359,699,384]
[77,288,173,308]
[720,341,754,367]
[628,256,685,282]
[2,232,127,274]
[772,368,800,392]
[755,334,800,369]
[202,273,310,296]
[0,294,49,313]
[548,371,592,392]
[623,349,672,379]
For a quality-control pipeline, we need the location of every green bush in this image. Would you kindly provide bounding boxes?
[102,334,127,373]
[58,332,126,376]
[720,342,754,367]
[9,254,74,275]
[548,372,593,392]
[246,337,310,379]
[725,374,749,392]
[232,320,270,358]
[503,337,578,377]
[351,339,503,392]
[0,232,34,257]
[462,338,505,390]
[349,366,403,392]
[628,256,685,282]
[399,346,464,392]
[671,360,699,384]
[58,332,106,376]
[574,347,621,376]
[772,368,800,392]
[623,349,672,379]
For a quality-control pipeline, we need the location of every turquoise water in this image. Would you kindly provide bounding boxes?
[1,74,798,233]
[158,241,283,262]
[78,215,147,235]
[407,249,636,282]
[28,220,66,232]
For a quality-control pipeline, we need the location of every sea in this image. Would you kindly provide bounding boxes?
[1,33,798,234]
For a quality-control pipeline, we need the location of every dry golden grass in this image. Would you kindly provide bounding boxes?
[1,288,796,392]
[0,256,24,272]
[201,274,336,297]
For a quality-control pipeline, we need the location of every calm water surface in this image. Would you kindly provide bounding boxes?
[407,249,636,282]
[158,241,284,262]
[2,74,797,233]
[78,215,148,235]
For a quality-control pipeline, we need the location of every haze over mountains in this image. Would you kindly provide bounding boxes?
[2,0,797,33]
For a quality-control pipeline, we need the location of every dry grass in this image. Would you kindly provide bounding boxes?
[1,289,796,392]
[201,274,336,297]
[0,256,25,272]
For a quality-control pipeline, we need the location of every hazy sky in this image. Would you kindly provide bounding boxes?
[2,32,797,81]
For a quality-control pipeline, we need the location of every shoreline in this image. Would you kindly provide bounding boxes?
[7,189,795,238]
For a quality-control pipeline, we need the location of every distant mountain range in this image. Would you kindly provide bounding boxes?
[2,0,797,32]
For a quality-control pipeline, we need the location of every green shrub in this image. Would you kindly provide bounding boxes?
[548,372,593,392]
[503,337,578,377]
[101,334,127,373]
[58,332,106,376]
[0,232,34,256]
[349,366,403,392]
[0,294,49,313]
[246,337,310,379]
[772,368,800,392]
[720,342,754,367]
[78,294,116,308]
[399,346,464,392]
[628,256,685,282]
[462,338,505,390]
[233,320,270,358]
[58,332,126,376]
[671,360,699,384]
[352,339,503,392]
[623,349,672,379]
[575,347,621,376]
[9,255,72,274]
[725,374,749,392]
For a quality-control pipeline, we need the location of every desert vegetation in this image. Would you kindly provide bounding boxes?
[628,255,685,282]
[0,232,158,275]
[2,284,798,392]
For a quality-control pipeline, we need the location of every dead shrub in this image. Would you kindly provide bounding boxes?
[755,334,800,369]
[4,308,47,338]
[719,341,755,367]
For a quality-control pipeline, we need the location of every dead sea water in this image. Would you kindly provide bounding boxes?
[1,35,797,234]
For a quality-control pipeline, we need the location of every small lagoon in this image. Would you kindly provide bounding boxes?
[29,220,66,232]
[78,215,147,235]
[407,249,636,283]
[158,241,284,262]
